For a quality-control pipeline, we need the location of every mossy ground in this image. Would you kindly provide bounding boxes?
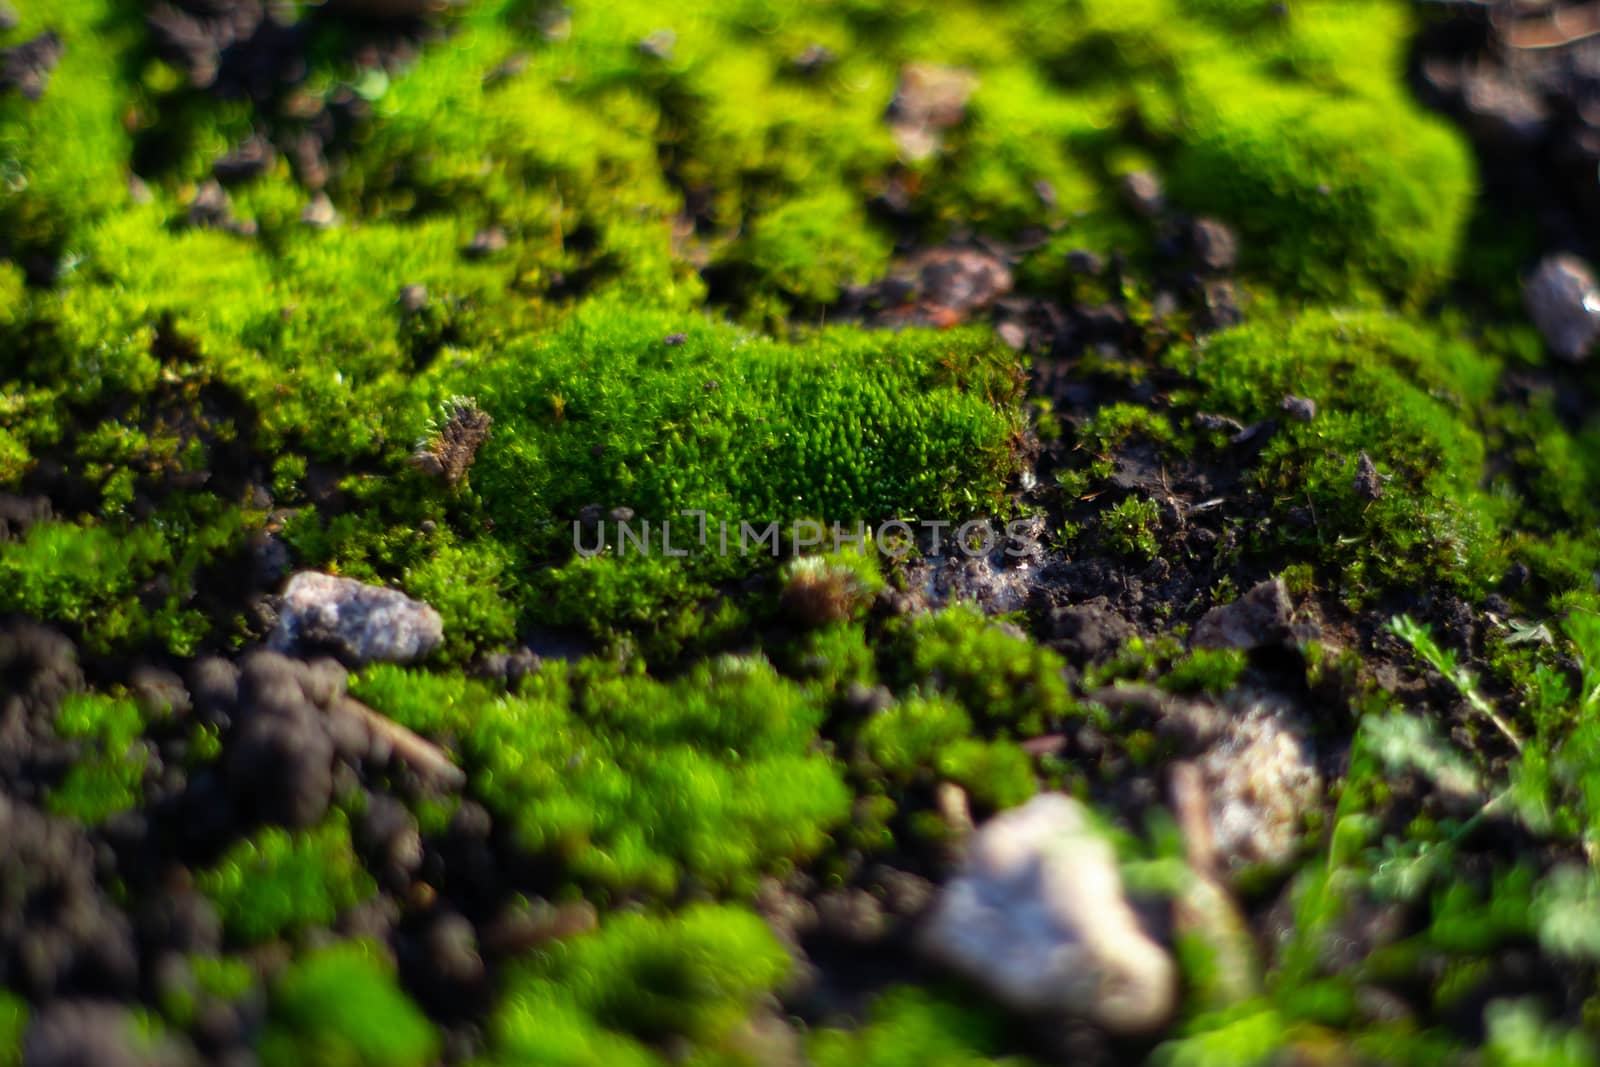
[6,0,1600,1063]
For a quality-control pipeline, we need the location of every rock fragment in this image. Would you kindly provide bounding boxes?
[1196,697,1321,870]
[919,793,1177,1034]
[1525,254,1600,361]
[0,31,63,100]
[300,192,338,229]
[1120,170,1165,218]
[1191,576,1292,651]
[269,571,443,664]
[887,63,977,162]
[22,1000,183,1067]
[1280,394,1317,422]
[1190,217,1237,272]
[0,797,139,999]
[464,227,508,259]
[1046,598,1134,664]
[913,247,1013,316]
[211,135,275,184]
[226,651,338,828]
[1353,449,1384,501]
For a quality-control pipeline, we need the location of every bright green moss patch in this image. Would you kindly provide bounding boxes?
[1175,310,1506,599]
[480,904,788,1067]
[8,511,243,656]
[46,692,153,825]
[857,694,1036,811]
[400,537,520,663]
[1159,648,1249,697]
[466,301,1022,549]
[1170,70,1473,303]
[884,605,1081,737]
[459,300,1022,646]
[1099,495,1163,562]
[736,188,892,311]
[356,655,850,896]
[0,990,24,1067]
[197,814,377,946]
[258,942,438,1067]
[810,986,1038,1067]
[0,0,139,261]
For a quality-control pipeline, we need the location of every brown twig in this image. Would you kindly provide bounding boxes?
[332,695,467,788]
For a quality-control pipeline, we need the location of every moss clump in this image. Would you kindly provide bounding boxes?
[0,0,139,263]
[1149,1005,1290,1067]
[1170,68,1473,303]
[885,605,1081,737]
[856,694,1036,811]
[159,955,258,1031]
[480,904,789,1067]
[46,692,153,825]
[400,536,519,664]
[1158,648,1249,697]
[197,814,377,945]
[1175,310,1504,599]
[466,300,1022,549]
[780,545,885,627]
[258,942,438,1067]
[810,986,1038,1067]
[0,505,247,656]
[459,300,1021,647]
[735,188,892,311]
[0,991,25,1067]
[355,655,850,896]
[1099,495,1163,562]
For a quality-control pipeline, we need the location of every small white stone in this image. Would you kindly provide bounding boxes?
[1525,254,1600,361]
[270,571,443,665]
[919,793,1177,1034]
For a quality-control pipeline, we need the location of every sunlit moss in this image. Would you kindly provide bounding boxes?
[197,814,378,945]
[479,904,788,1067]
[259,941,438,1067]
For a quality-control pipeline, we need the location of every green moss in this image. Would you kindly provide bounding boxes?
[1082,402,1179,455]
[1170,68,1473,303]
[356,656,850,896]
[885,605,1081,737]
[161,955,258,1030]
[401,537,519,663]
[46,692,155,825]
[1483,999,1599,1067]
[810,986,1038,1067]
[777,620,880,698]
[480,904,788,1067]
[197,814,378,946]
[467,301,1021,549]
[1175,310,1505,599]
[857,694,1036,811]
[458,300,1021,647]
[1158,648,1249,697]
[737,188,892,310]
[1150,1005,1287,1067]
[0,990,25,1067]
[259,941,438,1067]
[1099,495,1163,561]
[0,0,139,260]
[0,496,247,655]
